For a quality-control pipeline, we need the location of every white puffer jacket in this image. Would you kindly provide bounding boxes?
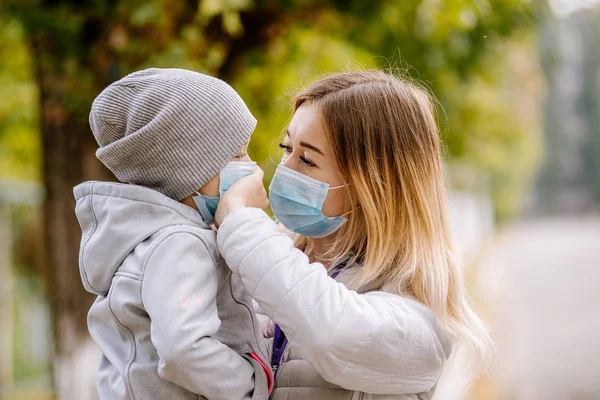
[217,208,452,399]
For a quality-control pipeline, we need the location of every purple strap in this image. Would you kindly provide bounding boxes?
[271,325,288,376]
[270,262,348,379]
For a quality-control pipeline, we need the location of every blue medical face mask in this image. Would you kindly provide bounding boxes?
[193,161,256,224]
[269,165,348,238]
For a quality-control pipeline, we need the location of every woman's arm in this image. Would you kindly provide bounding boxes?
[217,207,451,395]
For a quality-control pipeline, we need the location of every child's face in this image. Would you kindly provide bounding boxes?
[196,139,252,198]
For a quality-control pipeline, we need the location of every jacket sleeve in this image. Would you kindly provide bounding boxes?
[217,208,451,395]
[142,229,254,399]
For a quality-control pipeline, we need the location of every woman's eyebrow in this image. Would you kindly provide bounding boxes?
[300,141,324,156]
[286,129,324,156]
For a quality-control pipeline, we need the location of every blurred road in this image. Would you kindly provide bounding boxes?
[477,216,600,399]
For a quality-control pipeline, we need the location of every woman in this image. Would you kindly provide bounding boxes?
[214,70,492,399]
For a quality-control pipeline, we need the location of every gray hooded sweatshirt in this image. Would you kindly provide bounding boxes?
[74,181,272,400]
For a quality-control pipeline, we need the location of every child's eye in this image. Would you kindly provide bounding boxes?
[278,142,292,153]
[300,155,316,167]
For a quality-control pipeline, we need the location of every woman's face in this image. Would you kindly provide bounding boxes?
[280,103,349,218]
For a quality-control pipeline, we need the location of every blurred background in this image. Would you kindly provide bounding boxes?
[1,0,599,399]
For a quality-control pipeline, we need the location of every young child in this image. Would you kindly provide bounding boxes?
[74,68,272,400]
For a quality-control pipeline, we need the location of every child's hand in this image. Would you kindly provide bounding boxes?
[214,167,269,227]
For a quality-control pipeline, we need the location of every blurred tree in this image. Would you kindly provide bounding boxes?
[580,8,600,203]
[537,6,600,212]
[2,0,538,396]
[230,1,540,218]
[0,16,40,181]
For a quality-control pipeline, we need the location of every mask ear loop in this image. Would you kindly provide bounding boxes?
[340,206,361,217]
[326,183,361,217]
[329,183,350,190]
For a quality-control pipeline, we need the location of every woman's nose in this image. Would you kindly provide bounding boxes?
[281,154,300,171]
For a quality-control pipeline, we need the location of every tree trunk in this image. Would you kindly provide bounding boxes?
[38,69,111,399]
[0,204,14,400]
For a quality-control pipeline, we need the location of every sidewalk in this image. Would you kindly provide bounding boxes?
[470,216,600,399]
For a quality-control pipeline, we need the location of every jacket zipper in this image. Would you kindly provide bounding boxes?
[248,352,274,395]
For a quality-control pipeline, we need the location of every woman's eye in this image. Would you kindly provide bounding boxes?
[278,142,292,153]
[300,155,316,167]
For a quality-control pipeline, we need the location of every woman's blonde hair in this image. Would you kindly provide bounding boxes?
[292,69,493,372]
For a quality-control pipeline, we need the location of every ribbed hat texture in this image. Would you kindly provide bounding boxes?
[90,68,256,200]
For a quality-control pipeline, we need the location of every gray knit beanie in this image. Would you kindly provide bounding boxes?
[90,68,256,200]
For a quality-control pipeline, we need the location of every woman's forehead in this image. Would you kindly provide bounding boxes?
[289,104,324,143]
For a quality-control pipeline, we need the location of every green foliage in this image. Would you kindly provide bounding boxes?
[0,15,40,181]
[1,0,542,218]
[229,0,541,217]
[443,35,542,218]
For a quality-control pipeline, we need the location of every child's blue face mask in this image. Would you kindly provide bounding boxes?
[193,161,256,224]
[269,165,347,238]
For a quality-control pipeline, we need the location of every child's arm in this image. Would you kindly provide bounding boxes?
[142,228,254,399]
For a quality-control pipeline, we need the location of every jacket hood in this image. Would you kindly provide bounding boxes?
[73,181,208,296]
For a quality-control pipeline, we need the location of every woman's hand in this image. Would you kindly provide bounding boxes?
[214,167,269,228]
